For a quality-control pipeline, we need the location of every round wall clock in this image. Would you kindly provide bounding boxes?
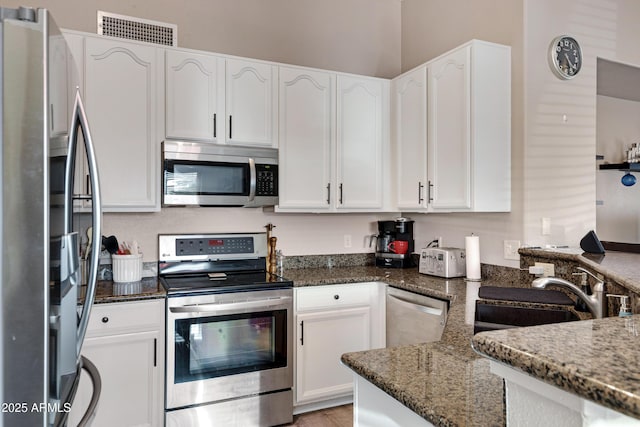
[549,35,582,80]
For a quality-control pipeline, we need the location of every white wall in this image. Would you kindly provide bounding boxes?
[103,210,396,262]
[400,0,524,268]
[401,0,640,268]
[2,0,403,261]
[596,95,640,243]
[5,0,401,78]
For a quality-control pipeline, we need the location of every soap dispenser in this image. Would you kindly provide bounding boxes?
[607,294,633,317]
[572,272,591,312]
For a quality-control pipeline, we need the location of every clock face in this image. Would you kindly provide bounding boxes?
[549,36,582,79]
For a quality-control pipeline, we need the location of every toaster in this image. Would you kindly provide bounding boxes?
[419,248,466,278]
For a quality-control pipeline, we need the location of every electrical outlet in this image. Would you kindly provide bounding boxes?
[343,234,352,248]
[534,262,554,277]
[503,240,521,260]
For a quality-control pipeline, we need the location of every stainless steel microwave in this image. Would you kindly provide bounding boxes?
[162,141,278,207]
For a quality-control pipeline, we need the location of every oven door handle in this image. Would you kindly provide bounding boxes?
[169,296,292,314]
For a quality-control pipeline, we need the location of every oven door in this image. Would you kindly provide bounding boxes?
[166,288,293,410]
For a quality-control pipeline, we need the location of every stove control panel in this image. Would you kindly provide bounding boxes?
[177,236,254,256]
[159,233,268,262]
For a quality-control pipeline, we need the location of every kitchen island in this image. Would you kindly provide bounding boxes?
[472,314,640,425]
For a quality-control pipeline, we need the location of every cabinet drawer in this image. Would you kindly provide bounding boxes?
[86,299,164,336]
[296,283,374,312]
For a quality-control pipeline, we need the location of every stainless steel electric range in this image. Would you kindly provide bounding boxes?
[158,233,293,427]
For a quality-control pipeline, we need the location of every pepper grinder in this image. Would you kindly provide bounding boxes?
[265,223,276,271]
[269,237,278,274]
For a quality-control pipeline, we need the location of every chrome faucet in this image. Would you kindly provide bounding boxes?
[532,267,606,318]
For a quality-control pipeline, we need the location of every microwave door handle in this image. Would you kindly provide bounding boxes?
[69,89,103,358]
[248,158,256,201]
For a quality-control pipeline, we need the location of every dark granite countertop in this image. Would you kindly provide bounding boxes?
[79,277,165,304]
[472,315,640,420]
[519,247,640,295]
[285,265,506,426]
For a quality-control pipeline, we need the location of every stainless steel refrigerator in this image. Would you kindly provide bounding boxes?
[0,7,103,426]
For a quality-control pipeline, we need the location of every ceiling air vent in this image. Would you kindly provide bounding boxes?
[97,11,177,47]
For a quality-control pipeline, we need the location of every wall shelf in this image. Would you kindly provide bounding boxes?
[598,162,640,171]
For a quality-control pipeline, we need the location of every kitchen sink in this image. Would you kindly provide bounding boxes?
[474,302,580,334]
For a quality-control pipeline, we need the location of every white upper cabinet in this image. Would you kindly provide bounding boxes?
[393,40,511,213]
[165,49,220,142]
[83,36,162,211]
[336,75,384,210]
[225,58,278,147]
[278,66,334,210]
[277,66,389,212]
[393,66,428,210]
[428,46,471,210]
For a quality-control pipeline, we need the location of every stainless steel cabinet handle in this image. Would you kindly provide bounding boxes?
[334,294,340,300]
[326,183,331,205]
[229,115,233,139]
[339,183,343,204]
[169,296,292,314]
[418,182,424,204]
[428,181,434,203]
[101,317,109,323]
[213,113,217,138]
[300,320,304,346]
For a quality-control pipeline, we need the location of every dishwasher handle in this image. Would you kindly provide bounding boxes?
[387,293,444,318]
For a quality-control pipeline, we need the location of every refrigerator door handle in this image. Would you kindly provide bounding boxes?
[66,89,102,357]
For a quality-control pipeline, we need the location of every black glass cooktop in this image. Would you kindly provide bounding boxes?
[160,271,292,296]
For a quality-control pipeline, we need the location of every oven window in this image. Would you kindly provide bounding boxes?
[164,160,249,196]
[174,309,287,383]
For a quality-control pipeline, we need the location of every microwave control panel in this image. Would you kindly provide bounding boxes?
[256,164,278,196]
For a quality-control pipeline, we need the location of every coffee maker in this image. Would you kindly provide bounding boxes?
[372,218,415,268]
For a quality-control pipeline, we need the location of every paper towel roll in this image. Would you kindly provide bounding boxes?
[465,235,481,280]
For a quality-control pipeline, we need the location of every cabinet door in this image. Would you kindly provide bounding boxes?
[69,330,161,427]
[166,49,219,141]
[225,58,277,147]
[428,46,471,211]
[336,76,383,209]
[84,37,161,211]
[393,66,428,210]
[296,307,370,403]
[278,67,334,210]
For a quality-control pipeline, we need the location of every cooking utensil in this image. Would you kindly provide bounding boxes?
[102,235,119,254]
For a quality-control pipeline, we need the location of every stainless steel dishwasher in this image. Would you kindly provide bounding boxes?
[386,287,448,347]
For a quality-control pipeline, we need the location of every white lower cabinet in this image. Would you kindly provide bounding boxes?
[294,283,385,411]
[68,299,164,427]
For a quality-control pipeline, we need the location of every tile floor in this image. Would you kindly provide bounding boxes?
[286,404,352,427]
